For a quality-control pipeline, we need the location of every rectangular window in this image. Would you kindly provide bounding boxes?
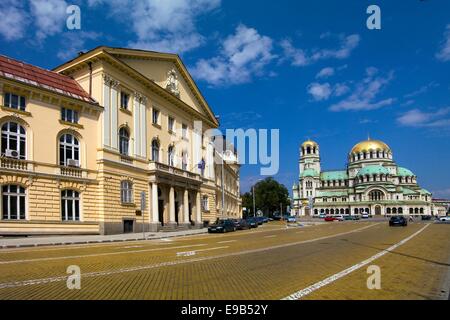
[4,93,26,111]
[202,196,209,211]
[182,124,188,139]
[152,108,160,125]
[61,108,79,123]
[168,116,175,132]
[61,190,80,221]
[120,92,129,109]
[2,185,26,220]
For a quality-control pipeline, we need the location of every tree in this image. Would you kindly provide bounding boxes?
[241,177,290,217]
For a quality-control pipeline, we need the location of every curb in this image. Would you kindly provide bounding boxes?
[0,229,208,249]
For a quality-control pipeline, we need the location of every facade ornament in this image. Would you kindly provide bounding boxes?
[165,68,180,97]
[134,92,147,105]
[102,74,120,88]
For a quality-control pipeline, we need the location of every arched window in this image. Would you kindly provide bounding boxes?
[420,208,424,214]
[414,208,419,214]
[392,208,397,214]
[314,209,318,215]
[1,122,26,160]
[59,134,79,166]
[398,207,403,214]
[168,145,175,166]
[306,147,311,154]
[369,190,384,201]
[120,181,133,204]
[119,127,129,156]
[151,139,160,162]
[61,190,80,221]
[387,208,391,214]
[2,185,26,220]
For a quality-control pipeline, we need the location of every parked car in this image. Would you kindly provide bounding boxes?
[361,213,370,219]
[208,219,236,233]
[256,217,264,225]
[262,217,269,223]
[246,217,259,228]
[272,215,282,221]
[439,216,450,222]
[335,215,344,221]
[233,219,250,230]
[286,216,297,223]
[421,215,432,221]
[319,213,326,219]
[389,216,408,227]
[324,216,335,222]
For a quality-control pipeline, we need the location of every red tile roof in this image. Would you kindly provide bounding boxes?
[0,55,96,104]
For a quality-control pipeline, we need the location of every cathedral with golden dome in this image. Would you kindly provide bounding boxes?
[292,138,435,217]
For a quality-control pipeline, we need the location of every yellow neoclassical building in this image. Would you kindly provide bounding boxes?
[0,47,241,235]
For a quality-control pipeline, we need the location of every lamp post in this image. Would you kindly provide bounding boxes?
[251,178,262,217]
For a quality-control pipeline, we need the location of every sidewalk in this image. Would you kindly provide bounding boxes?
[0,228,208,249]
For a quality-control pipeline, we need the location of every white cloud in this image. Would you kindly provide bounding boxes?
[57,31,101,60]
[0,0,28,41]
[397,107,450,128]
[280,39,308,66]
[316,67,335,79]
[432,188,450,198]
[436,24,450,62]
[329,68,395,111]
[333,83,350,97]
[404,81,439,99]
[90,0,221,54]
[307,82,332,101]
[192,24,275,86]
[30,0,68,41]
[281,34,360,67]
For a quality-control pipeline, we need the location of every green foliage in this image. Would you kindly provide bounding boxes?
[241,177,290,217]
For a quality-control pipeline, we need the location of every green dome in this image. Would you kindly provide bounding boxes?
[397,167,415,177]
[357,165,390,176]
[301,168,319,177]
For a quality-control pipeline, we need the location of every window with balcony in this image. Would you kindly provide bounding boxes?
[61,108,79,124]
[1,122,26,160]
[2,185,26,220]
[168,145,175,166]
[121,181,133,204]
[151,139,160,162]
[61,190,80,221]
[119,127,130,156]
[59,134,80,167]
[4,92,26,111]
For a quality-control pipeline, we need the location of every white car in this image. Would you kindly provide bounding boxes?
[335,215,344,221]
[439,216,450,222]
[361,214,370,219]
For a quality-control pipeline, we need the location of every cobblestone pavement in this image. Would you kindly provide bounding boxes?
[0,221,448,300]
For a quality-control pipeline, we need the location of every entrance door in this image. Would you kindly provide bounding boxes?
[175,201,179,224]
[158,200,164,226]
[123,220,134,233]
[375,205,382,215]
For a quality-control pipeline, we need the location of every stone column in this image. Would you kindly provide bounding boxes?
[183,189,190,224]
[196,192,202,227]
[150,182,159,231]
[169,186,176,224]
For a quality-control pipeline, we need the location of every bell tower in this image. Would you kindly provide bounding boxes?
[300,140,321,174]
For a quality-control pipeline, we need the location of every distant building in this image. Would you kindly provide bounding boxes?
[292,138,436,217]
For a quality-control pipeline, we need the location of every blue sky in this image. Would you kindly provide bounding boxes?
[1,0,449,197]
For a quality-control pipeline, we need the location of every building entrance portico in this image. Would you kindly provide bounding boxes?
[148,163,203,232]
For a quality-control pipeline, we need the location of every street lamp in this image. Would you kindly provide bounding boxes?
[250,178,262,217]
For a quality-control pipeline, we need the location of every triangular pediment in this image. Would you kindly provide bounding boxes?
[105,48,217,125]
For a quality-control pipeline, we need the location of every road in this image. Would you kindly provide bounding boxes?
[0,221,449,300]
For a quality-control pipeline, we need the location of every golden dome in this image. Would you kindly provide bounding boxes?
[351,139,390,154]
[302,139,318,148]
